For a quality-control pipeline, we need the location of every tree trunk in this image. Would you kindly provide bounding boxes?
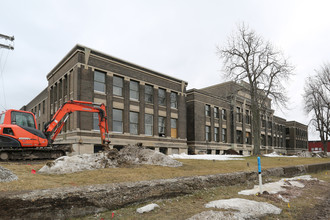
[251,93,261,155]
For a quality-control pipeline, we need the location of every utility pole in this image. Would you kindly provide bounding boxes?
[0,33,15,50]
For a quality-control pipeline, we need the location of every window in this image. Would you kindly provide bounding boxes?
[130,80,139,100]
[214,127,219,142]
[42,100,45,114]
[145,114,153,136]
[205,105,211,117]
[171,118,177,138]
[214,107,219,118]
[93,113,99,130]
[0,113,4,124]
[236,130,242,144]
[222,109,227,120]
[94,70,106,93]
[11,111,35,128]
[261,134,266,146]
[145,84,153,104]
[38,103,41,117]
[129,112,138,135]
[170,92,178,108]
[268,135,272,146]
[236,107,242,123]
[245,132,251,144]
[113,76,123,96]
[112,109,123,133]
[205,126,211,141]
[245,110,250,124]
[222,128,227,143]
[158,88,166,106]
[158,117,166,136]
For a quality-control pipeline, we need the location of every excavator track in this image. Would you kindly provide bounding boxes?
[0,147,66,161]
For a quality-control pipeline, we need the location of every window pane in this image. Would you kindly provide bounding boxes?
[93,113,99,130]
[130,81,139,100]
[158,117,165,135]
[113,76,123,96]
[171,118,177,138]
[145,114,153,136]
[113,109,123,133]
[158,88,166,106]
[94,81,105,93]
[170,92,177,108]
[129,112,138,135]
[94,71,105,83]
[145,85,153,103]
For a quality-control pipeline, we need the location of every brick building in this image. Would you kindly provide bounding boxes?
[22,45,308,155]
[186,81,305,155]
[22,45,188,155]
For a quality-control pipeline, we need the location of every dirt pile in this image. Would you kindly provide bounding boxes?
[38,145,182,174]
[0,166,18,182]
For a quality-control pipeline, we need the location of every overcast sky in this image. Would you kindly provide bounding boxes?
[0,0,329,140]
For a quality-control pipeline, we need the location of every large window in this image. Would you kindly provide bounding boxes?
[205,126,211,141]
[214,107,219,118]
[158,117,166,136]
[222,109,227,120]
[0,113,4,124]
[145,84,153,104]
[94,70,106,93]
[112,109,123,133]
[130,80,139,100]
[158,88,166,106]
[171,118,177,138]
[222,128,227,143]
[113,76,123,96]
[214,127,219,142]
[145,114,153,136]
[170,92,178,109]
[129,112,139,135]
[205,105,211,117]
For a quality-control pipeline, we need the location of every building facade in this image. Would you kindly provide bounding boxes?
[186,81,306,155]
[22,45,188,155]
[22,45,308,155]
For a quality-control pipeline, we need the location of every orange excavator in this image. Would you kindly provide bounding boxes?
[0,100,110,160]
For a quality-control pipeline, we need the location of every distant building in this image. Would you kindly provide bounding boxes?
[186,81,307,155]
[22,45,308,155]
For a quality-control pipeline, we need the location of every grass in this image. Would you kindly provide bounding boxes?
[0,156,329,192]
[75,171,330,220]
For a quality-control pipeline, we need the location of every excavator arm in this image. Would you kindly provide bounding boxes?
[44,100,110,148]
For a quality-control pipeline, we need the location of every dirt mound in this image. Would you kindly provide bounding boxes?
[38,145,182,174]
[0,166,18,182]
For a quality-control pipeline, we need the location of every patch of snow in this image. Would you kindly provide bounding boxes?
[188,198,281,219]
[263,152,298,158]
[169,153,245,161]
[0,166,18,182]
[38,145,182,174]
[136,203,159,213]
[238,175,317,201]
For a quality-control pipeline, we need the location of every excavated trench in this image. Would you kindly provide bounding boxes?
[0,162,329,219]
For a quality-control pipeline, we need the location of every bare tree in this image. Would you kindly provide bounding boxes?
[217,24,294,155]
[304,63,330,153]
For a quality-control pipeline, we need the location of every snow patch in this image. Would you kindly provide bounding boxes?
[188,198,281,219]
[136,203,159,213]
[38,145,182,174]
[169,153,245,161]
[0,166,18,182]
[263,152,298,158]
[238,175,317,201]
